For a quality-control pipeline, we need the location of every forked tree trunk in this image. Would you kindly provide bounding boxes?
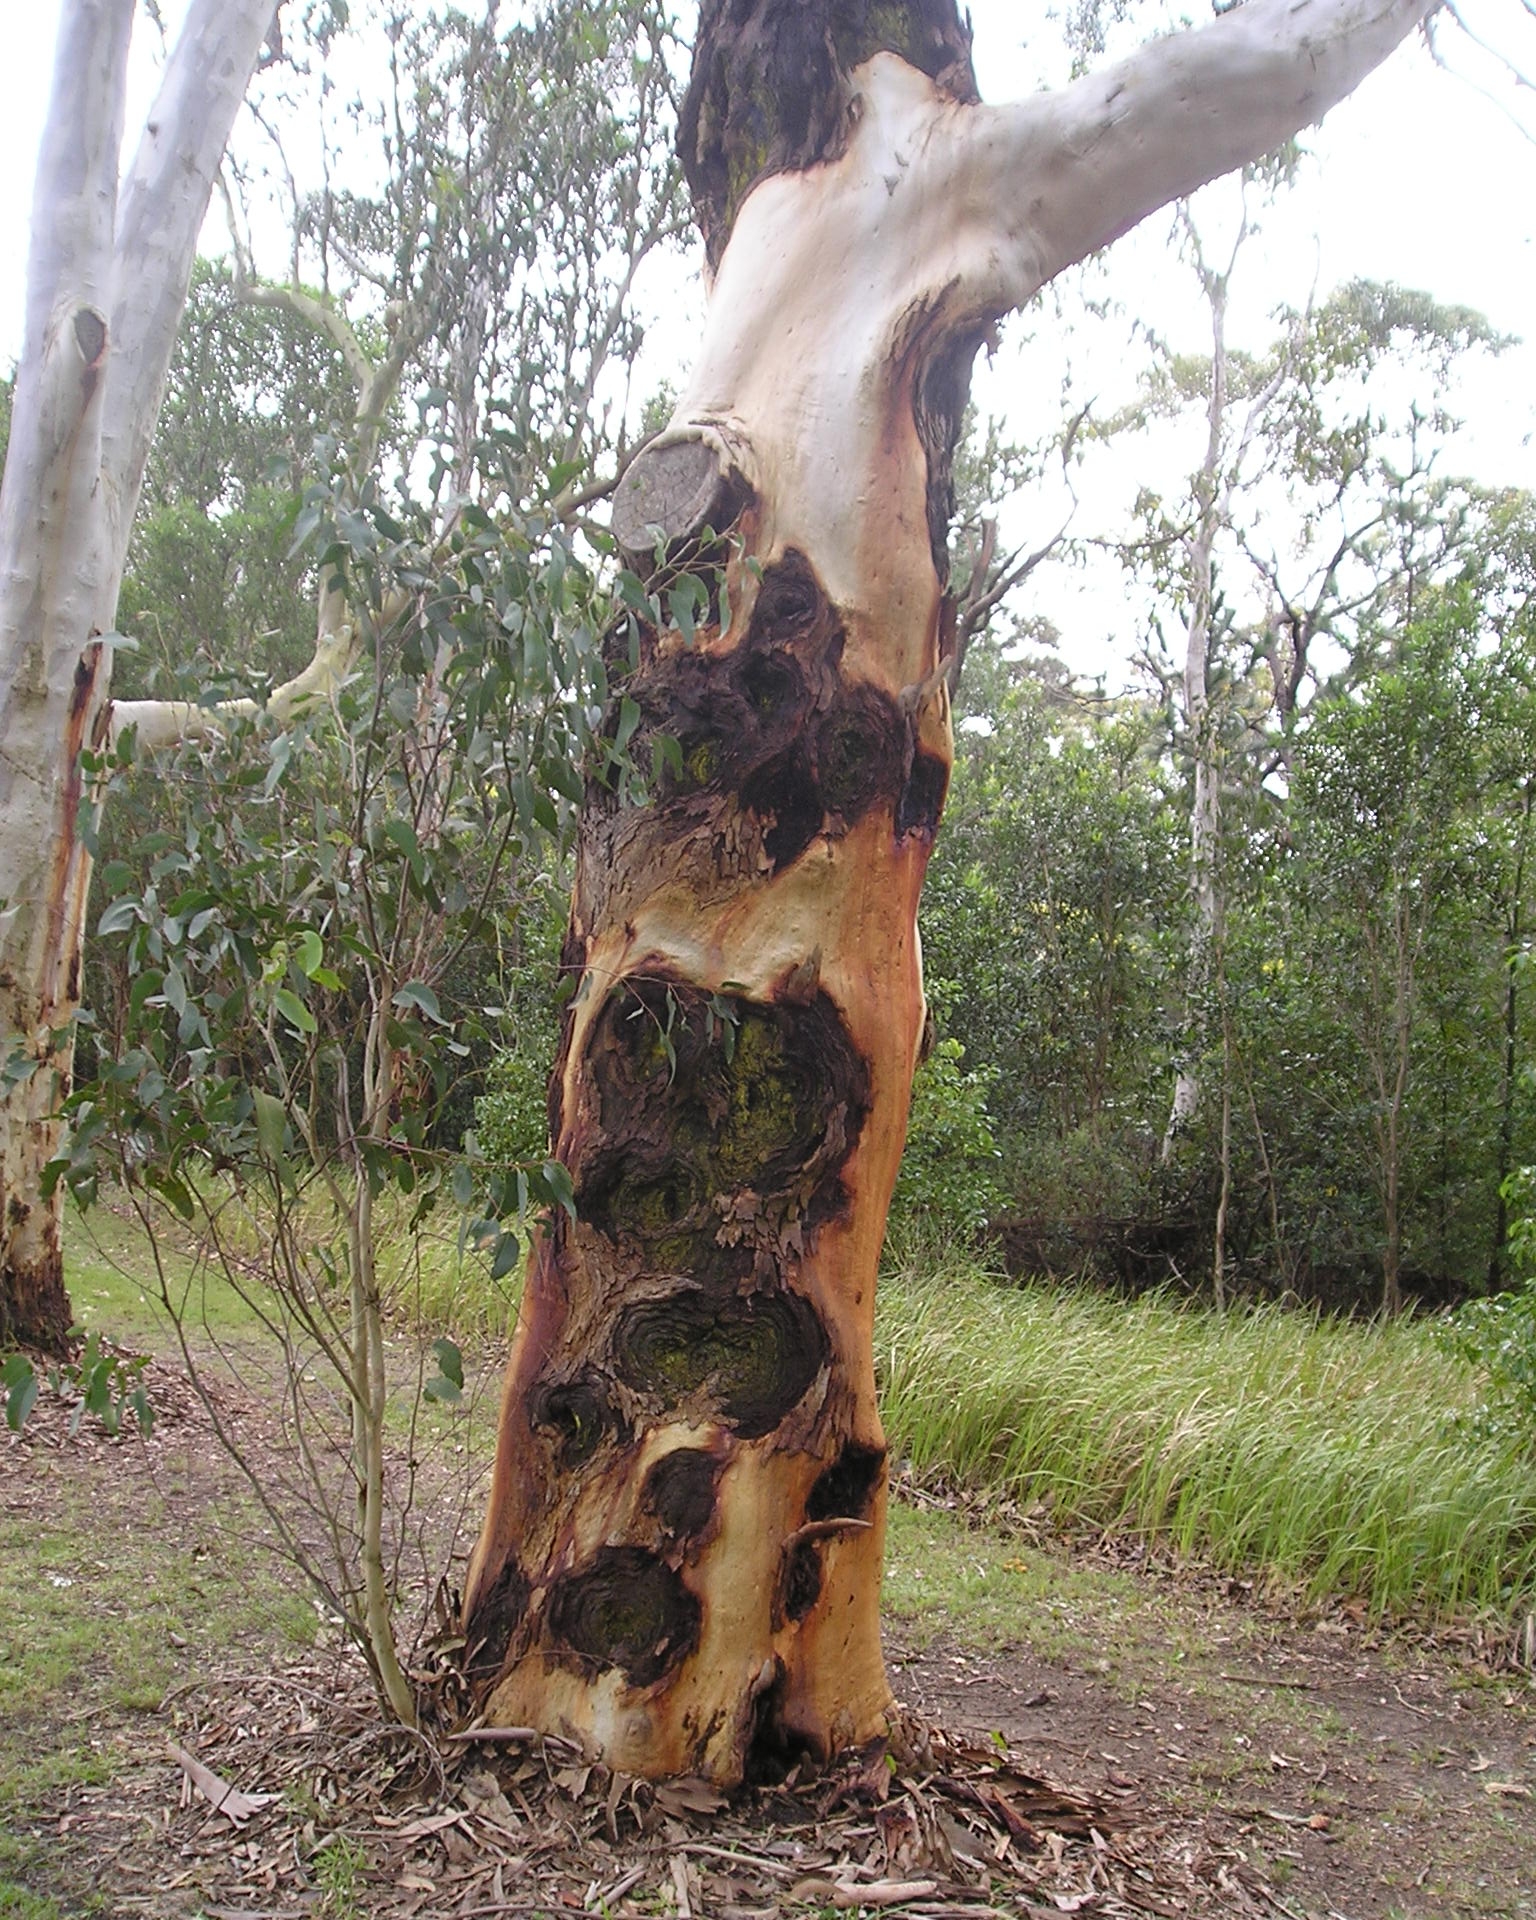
[463,0,1434,1782]
[0,0,277,1353]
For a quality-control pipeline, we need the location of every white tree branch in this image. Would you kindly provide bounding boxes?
[102,0,280,529]
[110,584,417,752]
[956,0,1438,310]
[233,276,376,401]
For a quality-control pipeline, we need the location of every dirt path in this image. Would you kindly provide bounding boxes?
[3,1350,1532,1920]
[893,1618,1534,1918]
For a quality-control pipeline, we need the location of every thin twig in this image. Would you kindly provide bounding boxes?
[1216,1672,1319,1692]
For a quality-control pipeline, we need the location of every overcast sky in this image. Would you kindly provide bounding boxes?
[3,3,1531,361]
[2,1,1531,679]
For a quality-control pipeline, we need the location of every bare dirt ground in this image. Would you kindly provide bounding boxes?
[3,1350,1532,1920]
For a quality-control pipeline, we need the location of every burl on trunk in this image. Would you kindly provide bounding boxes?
[461,0,988,1782]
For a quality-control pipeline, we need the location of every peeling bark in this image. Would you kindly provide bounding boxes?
[462,0,1435,1782]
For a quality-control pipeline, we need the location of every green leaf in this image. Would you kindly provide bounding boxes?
[162,964,187,1017]
[383,818,421,862]
[146,1166,196,1221]
[489,1231,522,1281]
[423,1337,465,1406]
[542,1158,576,1218]
[83,1357,113,1420]
[127,971,162,1026]
[3,1355,38,1432]
[295,930,324,979]
[252,1089,288,1160]
[263,731,293,797]
[393,981,445,1024]
[615,695,641,753]
[97,897,141,937]
[273,988,317,1035]
[287,501,322,557]
[547,757,584,804]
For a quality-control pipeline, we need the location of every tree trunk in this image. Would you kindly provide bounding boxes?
[1489,778,1532,1290]
[462,0,1436,1782]
[0,0,277,1351]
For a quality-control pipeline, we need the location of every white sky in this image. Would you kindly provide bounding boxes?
[1,1,1532,685]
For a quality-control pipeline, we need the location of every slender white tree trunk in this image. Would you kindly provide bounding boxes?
[0,0,277,1350]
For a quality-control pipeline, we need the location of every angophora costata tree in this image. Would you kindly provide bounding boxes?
[461,0,1442,1781]
[0,0,279,1353]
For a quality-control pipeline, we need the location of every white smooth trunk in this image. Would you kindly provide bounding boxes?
[0,0,277,1346]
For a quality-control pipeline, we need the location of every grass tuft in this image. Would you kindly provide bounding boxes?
[876,1245,1536,1618]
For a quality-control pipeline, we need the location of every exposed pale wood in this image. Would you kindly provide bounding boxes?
[466,0,1438,1783]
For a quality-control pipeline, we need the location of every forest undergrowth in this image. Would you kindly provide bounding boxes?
[37,1200,1536,1633]
[877,1236,1536,1625]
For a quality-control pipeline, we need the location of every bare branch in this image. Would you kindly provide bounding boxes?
[1427,7,1536,142]
[233,274,375,403]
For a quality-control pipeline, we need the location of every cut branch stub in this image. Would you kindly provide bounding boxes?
[643,1447,723,1540]
[574,980,871,1254]
[614,1286,829,1439]
[528,1370,619,1467]
[611,433,743,567]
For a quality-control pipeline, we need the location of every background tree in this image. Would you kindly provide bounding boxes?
[0,0,279,1355]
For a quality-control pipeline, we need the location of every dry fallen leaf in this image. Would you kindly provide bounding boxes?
[1483,1781,1531,1799]
[167,1742,276,1827]
[655,1777,729,1817]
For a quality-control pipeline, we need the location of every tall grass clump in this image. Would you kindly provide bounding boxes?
[876,1245,1536,1618]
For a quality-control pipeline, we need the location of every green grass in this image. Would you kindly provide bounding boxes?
[64,1188,520,1348]
[876,1246,1536,1619]
[884,1499,1165,1665]
[63,1201,269,1346]
[0,1402,316,1917]
[49,1201,1536,1625]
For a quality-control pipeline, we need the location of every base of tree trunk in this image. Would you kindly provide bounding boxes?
[0,1247,74,1358]
[461,543,950,1782]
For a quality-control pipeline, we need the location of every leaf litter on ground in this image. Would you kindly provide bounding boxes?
[119,1645,1286,1920]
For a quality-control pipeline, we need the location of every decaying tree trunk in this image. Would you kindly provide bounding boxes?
[463,0,1435,1782]
[0,0,278,1353]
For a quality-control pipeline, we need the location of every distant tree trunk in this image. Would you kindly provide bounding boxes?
[1489,778,1532,1289]
[0,0,277,1353]
[1161,206,1289,1161]
[458,0,1434,1781]
[1163,500,1222,1157]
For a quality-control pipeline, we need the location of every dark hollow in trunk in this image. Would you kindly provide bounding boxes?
[464,0,976,1782]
